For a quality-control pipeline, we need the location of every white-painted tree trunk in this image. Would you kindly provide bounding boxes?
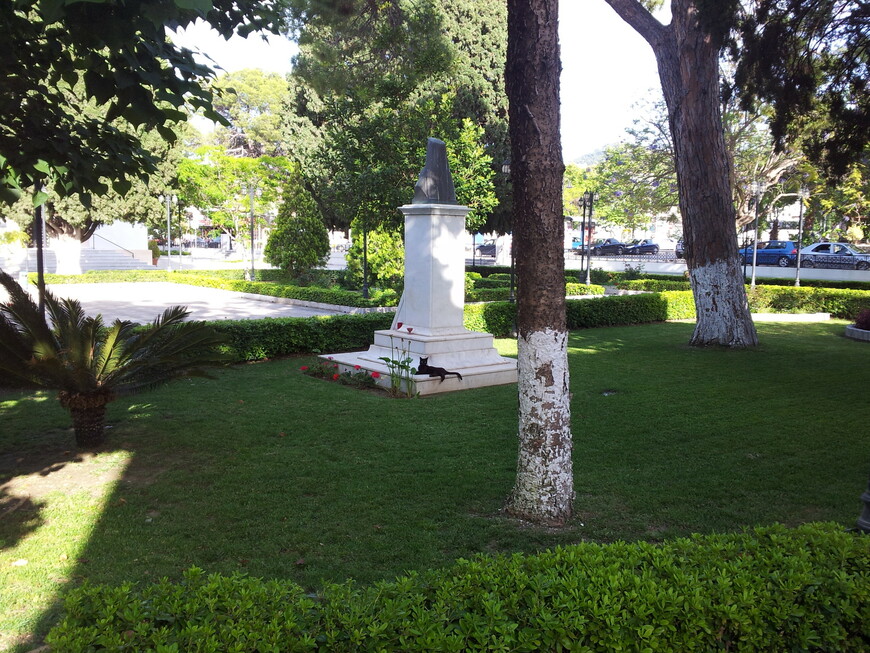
[53,234,82,275]
[689,260,758,347]
[509,328,573,524]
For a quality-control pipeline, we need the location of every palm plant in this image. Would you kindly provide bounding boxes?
[0,271,228,448]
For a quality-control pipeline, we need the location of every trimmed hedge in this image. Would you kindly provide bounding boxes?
[617,279,691,292]
[213,313,394,362]
[565,283,605,296]
[617,280,870,320]
[746,285,869,320]
[465,292,696,337]
[46,523,870,652]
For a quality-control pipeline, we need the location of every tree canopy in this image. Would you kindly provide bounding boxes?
[284,0,504,235]
[1,0,285,205]
[730,0,869,179]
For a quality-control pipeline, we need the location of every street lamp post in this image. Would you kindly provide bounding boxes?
[362,222,369,299]
[794,187,809,287]
[160,194,175,272]
[583,191,596,286]
[248,185,255,281]
[749,181,764,289]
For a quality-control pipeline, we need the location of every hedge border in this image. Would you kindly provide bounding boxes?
[46,523,870,652]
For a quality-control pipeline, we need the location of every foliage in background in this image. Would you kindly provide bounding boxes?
[209,69,292,157]
[1,0,284,205]
[264,174,330,277]
[345,226,406,293]
[177,146,294,246]
[285,0,505,235]
[731,0,869,179]
[1,124,192,243]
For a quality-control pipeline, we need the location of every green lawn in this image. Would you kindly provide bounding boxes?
[1,321,868,651]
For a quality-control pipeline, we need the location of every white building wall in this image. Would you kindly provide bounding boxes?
[84,222,148,251]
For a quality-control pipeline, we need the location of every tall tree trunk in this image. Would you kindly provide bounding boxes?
[605,0,758,348]
[504,0,573,525]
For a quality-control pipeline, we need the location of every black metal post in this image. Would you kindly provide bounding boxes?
[249,185,255,282]
[794,188,807,286]
[362,225,369,299]
[34,201,46,320]
[750,182,762,289]
[585,191,594,286]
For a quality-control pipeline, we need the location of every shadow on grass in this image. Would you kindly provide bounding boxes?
[4,321,869,650]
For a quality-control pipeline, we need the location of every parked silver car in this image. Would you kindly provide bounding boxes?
[798,242,870,270]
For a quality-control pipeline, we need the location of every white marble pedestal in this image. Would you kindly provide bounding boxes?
[322,203,516,395]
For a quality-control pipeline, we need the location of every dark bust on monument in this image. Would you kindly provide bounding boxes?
[412,137,457,205]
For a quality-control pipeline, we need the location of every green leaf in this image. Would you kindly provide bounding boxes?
[32,190,50,207]
[112,178,133,196]
[173,0,213,12]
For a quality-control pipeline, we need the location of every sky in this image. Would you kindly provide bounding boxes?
[171,1,666,163]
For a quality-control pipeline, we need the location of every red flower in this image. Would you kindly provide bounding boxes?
[332,373,340,380]
[371,371,381,379]
[354,364,361,370]
[300,366,309,371]
[396,322,403,329]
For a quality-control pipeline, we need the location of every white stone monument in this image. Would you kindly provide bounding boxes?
[323,138,517,395]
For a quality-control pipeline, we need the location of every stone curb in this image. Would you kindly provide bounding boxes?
[844,325,870,342]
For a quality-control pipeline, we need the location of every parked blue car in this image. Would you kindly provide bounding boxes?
[737,240,799,267]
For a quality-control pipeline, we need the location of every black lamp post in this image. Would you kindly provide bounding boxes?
[749,181,765,289]
[362,222,369,299]
[241,184,260,281]
[160,193,176,272]
[794,187,809,287]
[583,191,597,286]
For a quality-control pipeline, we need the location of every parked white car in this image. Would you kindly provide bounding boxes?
[798,242,870,270]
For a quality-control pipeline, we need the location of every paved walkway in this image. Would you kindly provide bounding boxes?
[43,282,343,323]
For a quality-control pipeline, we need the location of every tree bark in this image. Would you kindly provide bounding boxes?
[59,391,111,449]
[604,0,758,347]
[504,0,573,525]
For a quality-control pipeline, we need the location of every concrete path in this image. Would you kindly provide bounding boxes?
[43,282,343,323]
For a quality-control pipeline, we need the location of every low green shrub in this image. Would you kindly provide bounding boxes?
[565,283,605,296]
[464,292,695,337]
[746,285,870,320]
[616,281,870,320]
[473,277,511,289]
[466,265,511,277]
[47,523,870,652]
[466,287,512,302]
[617,278,691,292]
[566,293,670,328]
[463,301,515,336]
[213,313,394,361]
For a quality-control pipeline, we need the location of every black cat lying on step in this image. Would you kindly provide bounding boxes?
[417,357,463,382]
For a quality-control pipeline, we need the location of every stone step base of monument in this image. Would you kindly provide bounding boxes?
[323,351,517,396]
[321,328,517,396]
